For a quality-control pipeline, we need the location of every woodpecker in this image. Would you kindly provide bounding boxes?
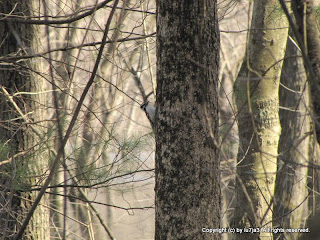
[140,101,155,126]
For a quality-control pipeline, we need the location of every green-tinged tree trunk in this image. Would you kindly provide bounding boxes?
[0,1,49,239]
[233,1,289,239]
[273,35,310,240]
[156,0,220,239]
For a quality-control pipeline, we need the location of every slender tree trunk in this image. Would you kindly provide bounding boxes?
[291,0,320,144]
[233,1,289,239]
[0,1,49,239]
[156,1,220,239]
[273,35,310,240]
[290,0,320,216]
[219,57,238,240]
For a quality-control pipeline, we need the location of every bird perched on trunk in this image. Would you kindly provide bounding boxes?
[140,101,155,129]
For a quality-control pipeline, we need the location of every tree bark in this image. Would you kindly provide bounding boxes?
[0,1,49,239]
[291,0,320,144]
[233,1,289,239]
[273,35,310,240]
[156,0,220,239]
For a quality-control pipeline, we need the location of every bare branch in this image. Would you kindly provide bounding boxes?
[14,0,120,238]
[1,0,113,25]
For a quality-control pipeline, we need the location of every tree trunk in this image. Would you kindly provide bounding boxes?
[156,0,220,240]
[273,35,310,240]
[291,0,320,144]
[290,0,320,217]
[0,1,49,239]
[233,1,289,239]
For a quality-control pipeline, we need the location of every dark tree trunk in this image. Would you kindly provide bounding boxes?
[155,1,220,239]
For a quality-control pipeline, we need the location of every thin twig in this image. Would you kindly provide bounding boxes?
[1,0,113,25]
[79,189,116,240]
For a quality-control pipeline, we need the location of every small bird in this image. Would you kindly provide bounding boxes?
[140,101,156,127]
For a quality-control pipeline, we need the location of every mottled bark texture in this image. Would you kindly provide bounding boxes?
[233,1,289,239]
[273,36,310,240]
[156,1,220,240]
[291,0,320,144]
[0,1,49,239]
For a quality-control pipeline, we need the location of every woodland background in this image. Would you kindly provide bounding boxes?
[0,0,319,239]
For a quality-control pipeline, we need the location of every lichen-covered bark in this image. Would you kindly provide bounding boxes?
[273,35,310,240]
[156,1,220,239]
[0,1,49,239]
[233,1,289,239]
